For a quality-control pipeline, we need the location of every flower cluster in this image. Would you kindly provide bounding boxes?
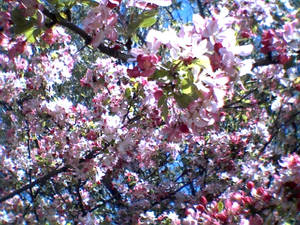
[127,54,160,77]
[0,0,299,224]
[82,3,118,47]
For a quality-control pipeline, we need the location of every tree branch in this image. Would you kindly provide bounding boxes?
[102,170,122,203]
[0,143,110,203]
[196,0,205,18]
[252,57,280,68]
[0,165,69,203]
[76,180,87,217]
[42,8,131,62]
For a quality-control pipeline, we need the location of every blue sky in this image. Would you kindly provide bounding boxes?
[173,0,195,23]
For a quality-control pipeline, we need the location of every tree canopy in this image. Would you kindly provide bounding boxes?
[0,0,299,224]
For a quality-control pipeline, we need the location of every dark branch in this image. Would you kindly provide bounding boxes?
[0,143,110,203]
[252,57,280,68]
[76,180,87,217]
[102,170,123,203]
[0,165,69,203]
[196,0,205,17]
[42,8,131,62]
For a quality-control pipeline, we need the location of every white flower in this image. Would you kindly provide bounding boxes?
[271,96,282,112]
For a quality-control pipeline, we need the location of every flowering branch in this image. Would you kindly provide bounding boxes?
[0,144,110,203]
[0,165,69,203]
[42,8,131,62]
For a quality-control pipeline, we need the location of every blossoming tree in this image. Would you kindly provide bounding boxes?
[0,0,299,224]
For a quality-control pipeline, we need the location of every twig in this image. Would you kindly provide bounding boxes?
[76,180,87,217]
[196,0,205,17]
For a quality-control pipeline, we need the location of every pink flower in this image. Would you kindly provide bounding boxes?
[128,0,172,9]
[196,204,205,212]
[279,153,300,169]
[249,214,263,225]
[278,54,290,64]
[247,181,255,190]
[86,131,98,141]
[127,54,160,77]
[200,196,208,206]
[127,66,141,78]
[209,53,222,72]
[241,30,251,38]
[8,40,27,59]
[82,4,118,47]
[179,123,189,133]
[154,90,163,100]
[215,212,227,222]
[106,0,121,9]
[0,11,11,32]
[41,28,59,45]
[137,54,159,76]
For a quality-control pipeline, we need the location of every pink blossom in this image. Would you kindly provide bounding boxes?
[137,54,159,76]
[279,153,300,169]
[128,0,172,9]
[249,214,263,225]
[153,90,163,100]
[106,0,121,9]
[8,40,27,59]
[278,54,290,64]
[127,66,141,78]
[82,4,118,47]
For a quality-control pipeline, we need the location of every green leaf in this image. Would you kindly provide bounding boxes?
[59,11,68,19]
[11,8,26,23]
[47,0,59,5]
[181,85,193,95]
[33,28,42,39]
[180,77,191,89]
[24,27,36,43]
[125,88,131,99]
[129,181,136,187]
[174,93,194,108]
[242,114,248,122]
[150,69,169,80]
[251,24,258,34]
[178,72,201,100]
[217,201,224,212]
[80,0,99,6]
[161,103,168,121]
[132,33,139,43]
[11,8,35,35]
[138,10,157,23]
[193,56,211,69]
[127,10,158,35]
[139,16,157,28]
[158,95,166,108]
